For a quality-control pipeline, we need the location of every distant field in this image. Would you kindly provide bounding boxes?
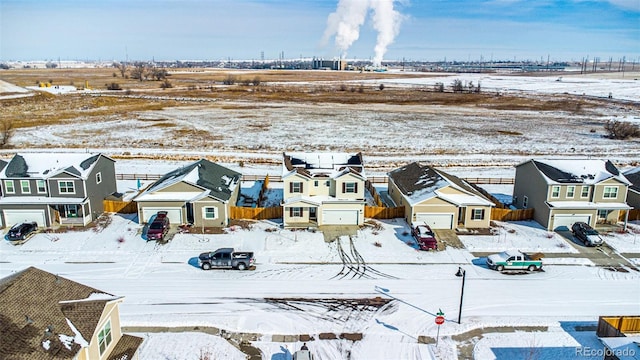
[1,67,639,168]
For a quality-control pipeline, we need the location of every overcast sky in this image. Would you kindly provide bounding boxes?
[1,0,638,63]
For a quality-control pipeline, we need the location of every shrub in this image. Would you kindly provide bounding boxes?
[604,120,640,140]
[106,82,122,90]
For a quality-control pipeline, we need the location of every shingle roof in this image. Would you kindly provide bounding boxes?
[1,153,111,180]
[283,152,364,177]
[107,334,144,360]
[388,162,491,206]
[528,159,630,185]
[141,159,241,202]
[624,167,640,192]
[0,267,115,360]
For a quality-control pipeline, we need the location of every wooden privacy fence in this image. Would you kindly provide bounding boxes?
[103,199,138,214]
[491,208,534,221]
[620,209,640,221]
[597,316,640,337]
[365,180,384,207]
[230,206,282,220]
[365,206,404,219]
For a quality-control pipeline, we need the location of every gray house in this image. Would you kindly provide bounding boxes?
[623,167,640,211]
[134,159,241,227]
[513,159,631,230]
[0,153,117,228]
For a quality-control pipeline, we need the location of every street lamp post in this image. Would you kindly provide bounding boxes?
[455,267,466,324]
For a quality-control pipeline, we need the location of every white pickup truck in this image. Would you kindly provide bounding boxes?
[486,250,543,272]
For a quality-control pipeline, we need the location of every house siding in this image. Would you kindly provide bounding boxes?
[84,299,124,360]
[84,156,117,220]
[49,173,86,199]
[628,189,640,210]
[514,161,552,228]
[194,198,228,227]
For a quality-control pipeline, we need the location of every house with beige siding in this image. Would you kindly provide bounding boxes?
[513,159,631,230]
[282,152,365,228]
[0,267,142,360]
[134,159,241,227]
[387,162,494,229]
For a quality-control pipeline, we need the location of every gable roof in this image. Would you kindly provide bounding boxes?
[388,162,493,206]
[282,152,364,178]
[0,153,113,180]
[624,167,640,193]
[0,267,118,359]
[137,159,241,202]
[520,159,631,185]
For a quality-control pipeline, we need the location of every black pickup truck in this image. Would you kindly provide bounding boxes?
[198,248,255,270]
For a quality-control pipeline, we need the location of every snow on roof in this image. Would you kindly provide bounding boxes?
[547,201,631,210]
[1,153,105,180]
[283,152,364,177]
[532,159,630,185]
[436,191,494,207]
[0,196,86,204]
[134,191,208,202]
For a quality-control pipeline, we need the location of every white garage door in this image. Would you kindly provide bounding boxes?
[142,207,183,224]
[553,214,591,230]
[322,210,359,225]
[4,210,46,228]
[415,213,454,229]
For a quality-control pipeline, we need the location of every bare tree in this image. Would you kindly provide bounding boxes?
[113,62,128,78]
[130,62,149,81]
[434,82,444,92]
[223,75,237,85]
[451,79,463,93]
[0,119,14,148]
[151,68,168,81]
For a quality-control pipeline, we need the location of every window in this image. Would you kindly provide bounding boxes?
[343,182,358,193]
[551,186,560,198]
[325,180,330,187]
[471,208,485,220]
[290,207,303,217]
[581,186,590,198]
[566,186,575,198]
[204,207,216,219]
[603,186,618,199]
[20,180,30,194]
[523,196,528,208]
[37,180,46,193]
[98,320,112,355]
[314,180,319,187]
[290,182,303,193]
[4,180,14,194]
[597,209,609,220]
[96,172,102,184]
[58,181,75,194]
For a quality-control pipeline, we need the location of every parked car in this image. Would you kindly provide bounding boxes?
[486,250,543,272]
[7,222,38,243]
[571,222,604,246]
[146,211,170,241]
[198,248,255,270]
[411,224,438,250]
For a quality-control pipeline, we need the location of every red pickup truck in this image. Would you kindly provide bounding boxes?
[146,211,170,241]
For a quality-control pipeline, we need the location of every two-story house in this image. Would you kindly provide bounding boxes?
[623,167,640,212]
[0,153,117,228]
[282,152,366,228]
[513,159,631,230]
[388,162,494,229]
[0,266,143,360]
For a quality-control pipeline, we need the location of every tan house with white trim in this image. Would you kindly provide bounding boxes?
[0,267,142,360]
[513,159,631,230]
[282,152,365,227]
[388,162,494,229]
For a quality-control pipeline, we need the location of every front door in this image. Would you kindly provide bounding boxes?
[458,207,466,225]
[309,207,317,221]
[186,203,194,224]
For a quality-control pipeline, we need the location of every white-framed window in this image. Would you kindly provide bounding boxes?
[581,186,590,198]
[597,209,609,220]
[203,207,216,219]
[523,196,529,208]
[58,181,75,194]
[314,180,319,187]
[96,172,102,184]
[566,186,575,198]
[4,180,14,194]
[603,186,618,199]
[551,186,560,198]
[37,180,46,193]
[98,320,112,355]
[290,207,302,217]
[20,180,30,194]
[344,182,357,193]
[290,182,303,193]
[471,208,485,220]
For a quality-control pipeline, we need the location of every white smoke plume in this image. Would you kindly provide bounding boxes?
[322,0,403,66]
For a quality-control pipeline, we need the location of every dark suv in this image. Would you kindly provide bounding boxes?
[571,222,603,246]
[146,211,170,241]
[7,222,38,243]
